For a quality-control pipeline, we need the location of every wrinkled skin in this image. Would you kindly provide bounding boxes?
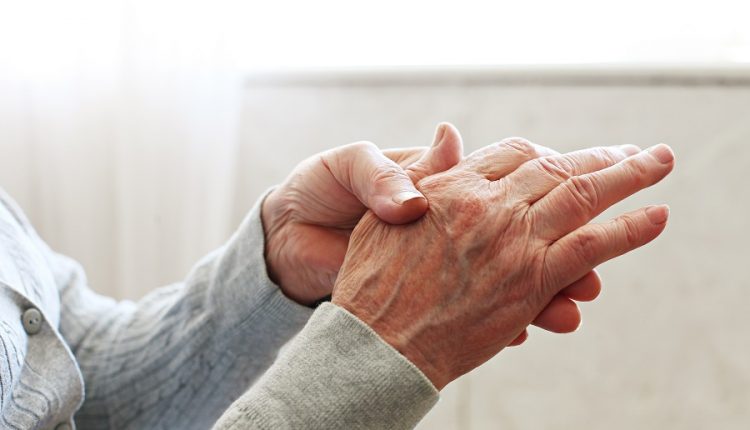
[262,124,463,305]
[333,138,674,389]
[262,125,610,343]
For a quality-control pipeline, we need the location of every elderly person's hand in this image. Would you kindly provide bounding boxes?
[262,124,463,305]
[332,139,674,389]
[263,124,620,340]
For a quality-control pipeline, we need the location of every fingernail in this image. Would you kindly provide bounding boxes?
[647,143,674,164]
[432,124,447,148]
[393,191,425,205]
[645,205,669,225]
[619,144,641,156]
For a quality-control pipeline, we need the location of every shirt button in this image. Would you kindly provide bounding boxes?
[21,308,43,335]
[55,423,72,430]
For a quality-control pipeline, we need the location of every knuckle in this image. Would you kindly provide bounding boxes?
[326,141,378,172]
[573,229,601,265]
[499,137,537,158]
[625,157,650,186]
[563,175,599,213]
[346,140,378,154]
[417,170,461,194]
[618,214,642,247]
[534,156,573,182]
[592,147,619,166]
[370,162,406,185]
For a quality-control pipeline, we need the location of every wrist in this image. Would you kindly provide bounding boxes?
[332,292,451,390]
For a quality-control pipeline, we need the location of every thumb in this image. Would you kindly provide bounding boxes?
[406,122,464,183]
[323,141,428,224]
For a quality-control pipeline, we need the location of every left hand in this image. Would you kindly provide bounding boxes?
[331,141,673,389]
[262,123,464,305]
[262,124,610,344]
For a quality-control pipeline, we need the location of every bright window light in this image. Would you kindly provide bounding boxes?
[235,0,750,70]
[2,0,750,77]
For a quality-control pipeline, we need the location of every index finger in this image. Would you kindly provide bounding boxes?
[383,147,427,167]
[463,137,559,181]
[531,144,674,239]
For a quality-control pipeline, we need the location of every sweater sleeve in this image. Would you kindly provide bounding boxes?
[212,302,439,430]
[15,193,315,429]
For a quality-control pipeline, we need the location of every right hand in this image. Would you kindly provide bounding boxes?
[261,124,464,305]
[332,138,674,389]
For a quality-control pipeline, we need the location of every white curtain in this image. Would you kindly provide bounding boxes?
[0,0,245,299]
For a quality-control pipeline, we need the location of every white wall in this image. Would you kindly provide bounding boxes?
[235,67,750,429]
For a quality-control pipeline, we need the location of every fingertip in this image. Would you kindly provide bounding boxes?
[508,329,529,347]
[533,296,581,333]
[408,124,464,182]
[561,308,581,333]
[435,122,457,137]
[645,204,669,225]
[641,205,670,244]
[432,123,448,147]
[562,270,602,302]
[563,310,582,334]
[374,193,429,224]
[646,143,675,165]
[393,191,425,205]
[431,123,463,165]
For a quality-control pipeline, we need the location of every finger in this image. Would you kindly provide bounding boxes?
[543,205,669,294]
[531,144,674,238]
[504,144,642,202]
[321,141,428,225]
[508,328,528,347]
[383,147,427,167]
[464,137,560,181]
[532,295,582,333]
[561,270,601,302]
[529,271,599,336]
[272,225,350,305]
[405,122,464,183]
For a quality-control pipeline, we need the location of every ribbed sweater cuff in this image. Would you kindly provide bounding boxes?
[213,303,439,429]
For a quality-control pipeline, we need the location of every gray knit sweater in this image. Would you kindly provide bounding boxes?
[0,189,437,430]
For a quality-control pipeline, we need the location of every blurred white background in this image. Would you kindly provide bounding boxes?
[1,1,749,428]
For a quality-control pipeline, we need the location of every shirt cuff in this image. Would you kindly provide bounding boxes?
[210,189,313,341]
[213,302,439,430]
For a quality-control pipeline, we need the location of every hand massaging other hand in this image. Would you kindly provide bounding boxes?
[262,124,612,342]
[332,137,674,389]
